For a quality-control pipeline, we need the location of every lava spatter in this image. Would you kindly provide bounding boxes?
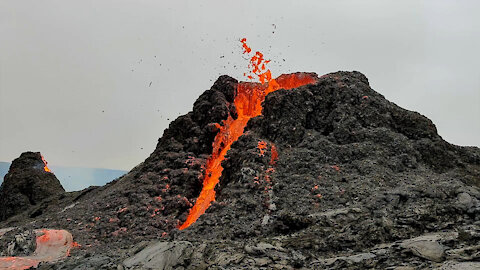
[179,39,316,229]
[41,155,51,172]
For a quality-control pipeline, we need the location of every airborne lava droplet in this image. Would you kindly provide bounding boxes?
[179,38,316,230]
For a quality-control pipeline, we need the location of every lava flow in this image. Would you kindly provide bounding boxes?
[0,229,76,269]
[41,155,51,172]
[179,39,316,229]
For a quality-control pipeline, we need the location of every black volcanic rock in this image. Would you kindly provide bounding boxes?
[0,152,65,221]
[1,72,479,269]
[155,74,238,155]
[180,72,480,242]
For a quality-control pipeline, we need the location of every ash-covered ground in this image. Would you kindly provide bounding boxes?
[1,71,479,269]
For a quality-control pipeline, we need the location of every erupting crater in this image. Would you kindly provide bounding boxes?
[179,39,317,229]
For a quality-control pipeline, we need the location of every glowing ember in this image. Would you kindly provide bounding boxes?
[41,155,51,172]
[331,165,340,172]
[270,144,278,165]
[179,38,316,230]
[257,141,268,156]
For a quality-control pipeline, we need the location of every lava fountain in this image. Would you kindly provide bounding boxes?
[41,155,51,172]
[179,39,316,229]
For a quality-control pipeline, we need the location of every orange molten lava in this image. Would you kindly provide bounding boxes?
[179,38,316,229]
[0,229,75,269]
[41,155,51,172]
[257,141,268,156]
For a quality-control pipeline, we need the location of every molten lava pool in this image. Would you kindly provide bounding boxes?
[179,38,317,229]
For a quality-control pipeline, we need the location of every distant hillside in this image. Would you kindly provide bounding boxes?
[0,163,9,182]
[0,162,127,192]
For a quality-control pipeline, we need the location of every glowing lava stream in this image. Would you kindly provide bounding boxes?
[0,229,76,269]
[179,39,316,229]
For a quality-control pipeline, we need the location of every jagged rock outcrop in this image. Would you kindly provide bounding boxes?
[0,152,65,221]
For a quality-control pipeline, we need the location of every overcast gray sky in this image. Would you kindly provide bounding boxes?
[1,0,479,170]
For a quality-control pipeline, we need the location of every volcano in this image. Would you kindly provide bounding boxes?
[0,71,479,269]
[0,152,64,222]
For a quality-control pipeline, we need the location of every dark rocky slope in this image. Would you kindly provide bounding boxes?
[0,71,479,269]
